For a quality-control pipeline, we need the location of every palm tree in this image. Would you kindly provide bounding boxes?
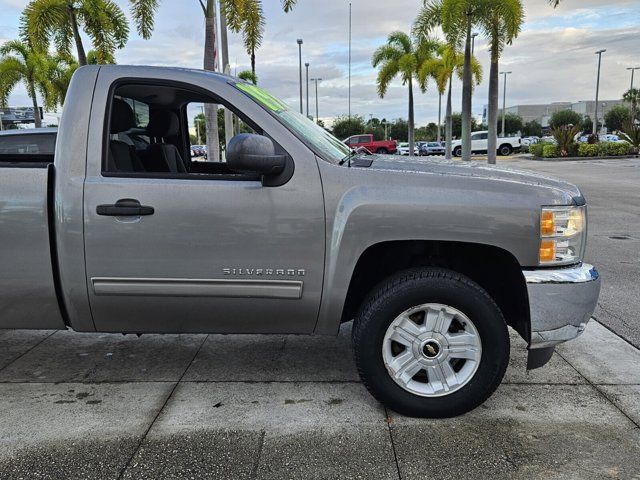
[0,40,50,128]
[373,32,438,157]
[622,88,640,120]
[40,54,79,109]
[480,0,523,164]
[418,44,481,159]
[221,0,298,76]
[21,0,159,66]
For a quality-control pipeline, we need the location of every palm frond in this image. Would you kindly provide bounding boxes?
[20,0,68,52]
[372,44,403,67]
[281,0,297,12]
[129,0,159,39]
[376,60,399,98]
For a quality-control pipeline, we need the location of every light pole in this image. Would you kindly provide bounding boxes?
[500,71,512,137]
[297,39,303,114]
[311,78,322,123]
[593,49,606,135]
[627,67,640,91]
[305,62,310,118]
[0,110,3,131]
[471,33,478,55]
[348,2,352,120]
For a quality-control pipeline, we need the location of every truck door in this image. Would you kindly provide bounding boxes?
[82,73,326,334]
[471,132,488,152]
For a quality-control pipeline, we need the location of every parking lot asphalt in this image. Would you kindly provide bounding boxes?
[1,320,639,479]
[505,156,640,348]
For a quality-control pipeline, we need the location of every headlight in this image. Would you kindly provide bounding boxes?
[539,206,586,265]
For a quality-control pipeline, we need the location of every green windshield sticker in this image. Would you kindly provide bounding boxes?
[235,83,289,112]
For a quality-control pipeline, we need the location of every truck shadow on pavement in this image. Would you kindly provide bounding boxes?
[1,322,639,479]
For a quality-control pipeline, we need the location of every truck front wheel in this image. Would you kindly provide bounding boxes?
[453,146,462,157]
[352,268,509,418]
[499,144,513,156]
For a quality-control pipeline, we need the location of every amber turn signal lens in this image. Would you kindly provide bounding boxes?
[539,240,556,263]
[540,210,555,237]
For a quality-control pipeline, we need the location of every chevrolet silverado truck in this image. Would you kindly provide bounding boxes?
[344,134,397,154]
[452,131,522,157]
[0,66,600,418]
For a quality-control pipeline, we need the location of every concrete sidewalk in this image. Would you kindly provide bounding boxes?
[1,321,639,479]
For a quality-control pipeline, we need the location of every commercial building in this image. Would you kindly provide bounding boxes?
[482,99,625,128]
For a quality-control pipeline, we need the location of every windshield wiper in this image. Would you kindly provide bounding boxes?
[339,149,357,167]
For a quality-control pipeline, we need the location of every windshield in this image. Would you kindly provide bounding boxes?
[233,82,350,164]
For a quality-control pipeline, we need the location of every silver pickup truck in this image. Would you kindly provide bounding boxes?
[0,66,600,418]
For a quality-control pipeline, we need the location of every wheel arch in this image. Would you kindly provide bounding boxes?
[338,240,530,343]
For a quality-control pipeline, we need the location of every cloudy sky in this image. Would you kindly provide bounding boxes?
[1,0,639,126]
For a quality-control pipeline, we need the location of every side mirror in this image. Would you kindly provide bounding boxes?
[227,133,286,176]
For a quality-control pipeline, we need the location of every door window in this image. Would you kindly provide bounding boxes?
[103,83,273,180]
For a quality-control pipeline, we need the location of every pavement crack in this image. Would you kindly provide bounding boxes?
[384,407,403,480]
[556,349,640,430]
[115,334,209,480]
[0,330,57,374]
[251,430,266,479]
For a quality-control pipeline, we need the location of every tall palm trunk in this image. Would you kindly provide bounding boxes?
[437,92,442,142]
[28,82,42,128]
[445,76,453,159]
[461,13,473,161]
[487,56,499,164]
[251,49,256,76]
[203,0,220,162]
[68,6,87,66]
[408,77,415,157]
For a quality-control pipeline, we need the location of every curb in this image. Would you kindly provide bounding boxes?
[528,155,639,162]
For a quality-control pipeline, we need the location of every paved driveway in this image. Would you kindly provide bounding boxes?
[1,321,639,479]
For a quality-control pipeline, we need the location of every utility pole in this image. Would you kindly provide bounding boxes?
[500,71,512,137]
[348,2,352,120]
[305,62,310,118]
[471,32,478,55]
[627,66,640,91]
[297,39,303,114]
[311,78,322,123]
[593,49,606,135]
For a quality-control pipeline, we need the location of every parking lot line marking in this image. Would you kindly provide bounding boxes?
[0,330,57,374]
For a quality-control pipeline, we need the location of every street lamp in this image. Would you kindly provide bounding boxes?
[305,62,310,118]
[593,49,606,135]
[311,77,322,124]
[471,33,478,55]
[627,66,640,91]
[500,71,512,137]
[297,39,303,114]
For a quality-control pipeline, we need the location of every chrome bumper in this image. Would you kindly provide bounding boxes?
[523,263,600,366]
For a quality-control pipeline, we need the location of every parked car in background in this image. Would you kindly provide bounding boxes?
[419,141,445,156]
[397,142,420,156]
[344,134,397,154]
[191,145,207,157]
[451,131,521,157]
[0,128,57,160]
[540,136,557,145]
[522,137,540,147]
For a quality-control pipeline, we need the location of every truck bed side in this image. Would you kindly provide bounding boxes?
[0,163,66,329]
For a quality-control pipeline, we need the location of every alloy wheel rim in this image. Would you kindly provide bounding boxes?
[382,303,482,398]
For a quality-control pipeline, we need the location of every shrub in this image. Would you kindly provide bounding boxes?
[578,143,599,157]
[529,143,544,157]
[597,142,610,156]
[542,144,558,158]
[606,142,632,156]
[551,124,581,157]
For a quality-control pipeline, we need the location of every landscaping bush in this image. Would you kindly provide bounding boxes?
[606,142,632,156]
[578,143,599,157]
[542,144,558,158]
[529,143,544,157]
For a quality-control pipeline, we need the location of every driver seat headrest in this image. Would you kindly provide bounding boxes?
[146,110,180,138]
[110,98,136,134]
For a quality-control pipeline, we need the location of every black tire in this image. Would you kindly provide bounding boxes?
[352,267,509,418]
[453,146,462,157]
[376,148,388,154]
[499,144,513,156]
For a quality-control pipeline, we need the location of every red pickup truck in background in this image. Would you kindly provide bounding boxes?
[344,134,397,154]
